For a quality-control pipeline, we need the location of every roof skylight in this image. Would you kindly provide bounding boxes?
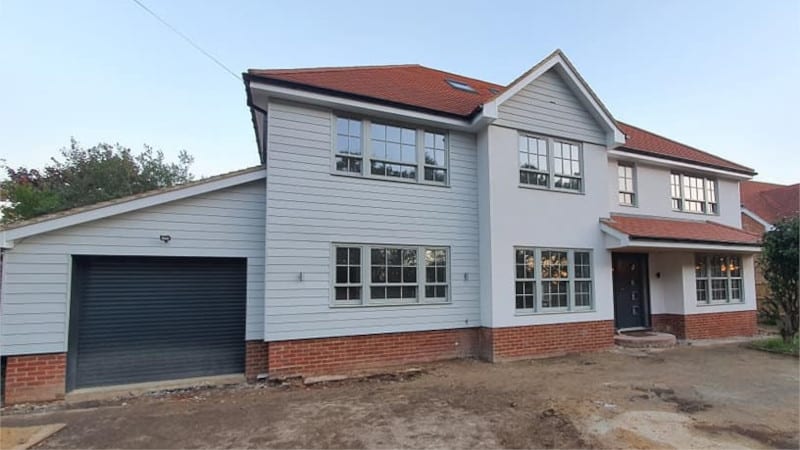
[445,79,476,92]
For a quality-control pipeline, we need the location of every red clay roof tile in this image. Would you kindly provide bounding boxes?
[602,214,761,246]
[247,63,754,174]
[740,181,800,224]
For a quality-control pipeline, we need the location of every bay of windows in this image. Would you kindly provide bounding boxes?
[695,254,743,304]
[671,173,718,214]
[519,134,583,192]
[514,248,593,313]
[333,116,448,185]
[333,244,450,306]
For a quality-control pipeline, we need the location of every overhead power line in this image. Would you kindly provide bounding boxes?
[130,0,241,81]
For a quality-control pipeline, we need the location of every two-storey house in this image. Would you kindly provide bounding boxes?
[0,50,761,405]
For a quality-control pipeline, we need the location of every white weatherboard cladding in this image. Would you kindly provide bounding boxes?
[263,101,481,341]
[0,181,267,356]
[608,159,742,227]
[496,68,606,145]
[483,125,614,327]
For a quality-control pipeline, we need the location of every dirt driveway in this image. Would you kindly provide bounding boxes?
[3,343,798,449]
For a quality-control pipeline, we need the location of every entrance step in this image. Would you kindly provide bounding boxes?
[614,331,677,349]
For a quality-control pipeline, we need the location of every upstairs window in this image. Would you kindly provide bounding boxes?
[519,136,549,187]
[370,123,417,180]
[518,134,583,193]
[335,118,362,174]
[424,132,448,183]
[618,163,636,206]
[333,115,449,185]
[671,172,718,214]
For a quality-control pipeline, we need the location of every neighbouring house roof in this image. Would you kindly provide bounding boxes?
[600,214,761,246]
[740,181,800,225]
[246,52,755,175]
[1,166,266,245]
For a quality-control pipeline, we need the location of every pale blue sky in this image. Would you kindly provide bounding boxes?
[1,0,798,183]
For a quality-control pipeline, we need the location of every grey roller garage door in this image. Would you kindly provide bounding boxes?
[67,256,247,391]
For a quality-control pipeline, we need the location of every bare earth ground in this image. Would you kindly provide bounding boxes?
[2,343,798,449]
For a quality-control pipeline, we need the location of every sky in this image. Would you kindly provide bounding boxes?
[1,0,798,183]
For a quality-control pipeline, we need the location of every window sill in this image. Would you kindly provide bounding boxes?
[671,208,720,217]
[619,203,637,208]
[331,300,452,308]
[696,301,745,307]
[331,170,451,188]
[518,183,585,196]
[514,308,595,316]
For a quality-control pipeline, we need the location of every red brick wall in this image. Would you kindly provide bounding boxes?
[651,314,687,339]
[268,329,478,378]
[684,310,758,339]
[741,212,766,235]
[245,340,269,382]
[653,311,757,339]
[479,320,615,362]
[3,353,66,405]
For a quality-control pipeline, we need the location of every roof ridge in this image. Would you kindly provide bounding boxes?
[617,121,754,173]
[412,65,505,88]
[248,64,422,75]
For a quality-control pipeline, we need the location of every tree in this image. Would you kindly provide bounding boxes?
[1,139,194,223]
[760,216,800,343]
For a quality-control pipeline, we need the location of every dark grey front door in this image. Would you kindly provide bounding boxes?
[68,256,247,391]
[612,253,650,329]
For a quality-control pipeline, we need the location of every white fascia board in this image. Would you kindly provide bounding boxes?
[741,208,774,231]
[599,222,631,247]
[1,169,267,245]
[618,239,761,253]
[249,82,480,131]
[607,149,753,180]
[484,53,625,146]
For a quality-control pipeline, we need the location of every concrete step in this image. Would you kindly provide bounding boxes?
[614,331,677,349]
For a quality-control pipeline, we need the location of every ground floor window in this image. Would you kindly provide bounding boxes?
[695,254,743,304]
[514,247,593,313]
[332,244,450,306]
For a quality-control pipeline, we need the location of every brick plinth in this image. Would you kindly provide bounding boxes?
[652,311,757,339]
[267,328,478,378]
[3,353,66,405]
[651,314,687,338]
[245,340,269,382]
[479,320,615,362]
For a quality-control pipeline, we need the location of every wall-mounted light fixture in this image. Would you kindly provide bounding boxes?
[159,235,172,243]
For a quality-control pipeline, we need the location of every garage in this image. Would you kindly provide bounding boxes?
[67,255,247,391]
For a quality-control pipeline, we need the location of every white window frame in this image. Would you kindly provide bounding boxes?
[695,254,744,305]
[670,172,719,215]
[330,243,451,307]
[617,162,637,207]
[513,247,594,314]
[330,114,450,187]
[518,133,584,194]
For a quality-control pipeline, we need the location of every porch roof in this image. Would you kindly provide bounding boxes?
[599,214,762,252]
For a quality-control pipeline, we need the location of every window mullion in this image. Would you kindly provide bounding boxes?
[568,250,574,311]
[417,246,425,304]
[416,130,424,183]
[535,248,542,312]
[547,138,554,189]
[363,120,371,176]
